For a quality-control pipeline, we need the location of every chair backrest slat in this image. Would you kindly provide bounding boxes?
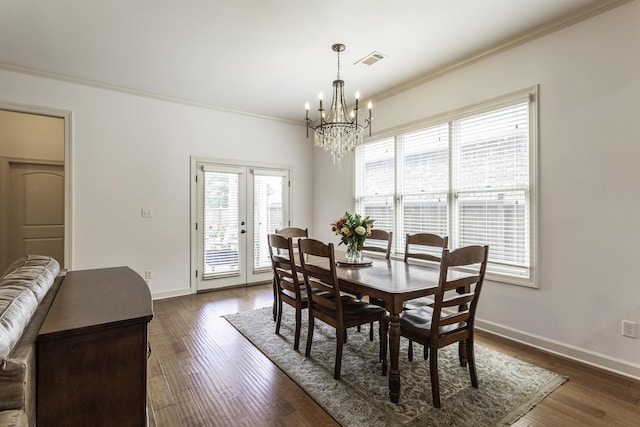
[276,227,308,239]
[439,311,469,327]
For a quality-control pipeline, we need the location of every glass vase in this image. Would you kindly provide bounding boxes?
[346,242,363,263]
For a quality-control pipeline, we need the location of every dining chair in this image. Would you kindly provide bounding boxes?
[271,227,308,320]
[363,229,393,260]
[380,245,489,408]
[404,232,448,264]
[298,238,387,380]
[362,229,393,340]
[268,234,308,351]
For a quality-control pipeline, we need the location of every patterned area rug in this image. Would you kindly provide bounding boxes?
[225,306,567,426]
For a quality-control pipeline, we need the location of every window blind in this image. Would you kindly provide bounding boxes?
[252,170,287,272]
[399,124,449,253]
[203,171,240,278]
[355,138,395,249]
[451,102,529,275]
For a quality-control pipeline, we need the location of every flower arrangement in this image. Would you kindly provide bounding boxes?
[331,212,374,261]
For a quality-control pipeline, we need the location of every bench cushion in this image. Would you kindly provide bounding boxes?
[0,256,59,363]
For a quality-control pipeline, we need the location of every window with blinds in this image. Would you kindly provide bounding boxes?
[355,87,537,285]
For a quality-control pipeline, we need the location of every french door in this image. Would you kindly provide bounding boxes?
[194,161,290,291]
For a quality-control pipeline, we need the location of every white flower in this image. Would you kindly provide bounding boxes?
[355,226,366,235]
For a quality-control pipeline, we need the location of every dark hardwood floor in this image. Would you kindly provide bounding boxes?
[146,283,639,426]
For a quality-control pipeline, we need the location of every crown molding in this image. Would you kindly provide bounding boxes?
[0,62,301,127]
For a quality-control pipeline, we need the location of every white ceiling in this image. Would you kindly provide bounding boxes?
[0,0,624,124]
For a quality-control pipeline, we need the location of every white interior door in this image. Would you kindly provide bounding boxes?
[195,162,289,291]
[8,162,65,266]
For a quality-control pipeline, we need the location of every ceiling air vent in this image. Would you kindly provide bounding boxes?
[354,51,386,68]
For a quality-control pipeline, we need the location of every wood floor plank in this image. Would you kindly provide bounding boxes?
[147,283,640,427]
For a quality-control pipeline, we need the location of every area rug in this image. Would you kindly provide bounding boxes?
[225,306,567,426]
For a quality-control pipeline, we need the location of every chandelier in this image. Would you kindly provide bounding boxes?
[305,43,372,167]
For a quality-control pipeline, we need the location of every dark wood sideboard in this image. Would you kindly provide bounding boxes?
[36,267,154,426]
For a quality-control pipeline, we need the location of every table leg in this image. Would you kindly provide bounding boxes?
[388,311,401,403]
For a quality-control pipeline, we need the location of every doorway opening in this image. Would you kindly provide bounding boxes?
[0,105,72,272]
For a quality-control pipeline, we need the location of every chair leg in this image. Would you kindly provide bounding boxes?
[408,340,414,361]
[335,328,344,380]
[293,305,302,351]
[305,313,315,357]
[458,340,468,367]
[369,321,374,341]
[424,346,428,360]
[466,338,478,388]
[275,297,283,335]
[430,346,441,408]
[272,277,278,321]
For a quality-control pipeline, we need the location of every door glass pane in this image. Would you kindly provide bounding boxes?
[253,174,284,271]
[203,171,239,278]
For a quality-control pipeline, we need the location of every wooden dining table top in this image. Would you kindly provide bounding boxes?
[302,254,463,313]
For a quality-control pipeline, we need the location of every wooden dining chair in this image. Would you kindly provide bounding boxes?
[268,234,308,351]
[380,245,489,408]
[298,238,387,380]
[271,227,308,320]
[404,232,448,264]
[363,229,393,260]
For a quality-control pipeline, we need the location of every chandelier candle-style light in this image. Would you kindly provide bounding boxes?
[305,43,372,167]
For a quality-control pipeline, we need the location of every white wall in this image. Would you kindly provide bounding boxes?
[313,1,640,378]
[0,69,313,298]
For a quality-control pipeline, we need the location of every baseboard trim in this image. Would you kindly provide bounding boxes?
[476,318,640,381]
[152,287,192,300]
[151,281,271,300]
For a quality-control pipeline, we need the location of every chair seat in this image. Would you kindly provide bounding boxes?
[342,296,386,319]
[315,295,386,323]
[399,306,465,337]
[280,285,310,302]
[402,296,434,311]
[369,296,386,308]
